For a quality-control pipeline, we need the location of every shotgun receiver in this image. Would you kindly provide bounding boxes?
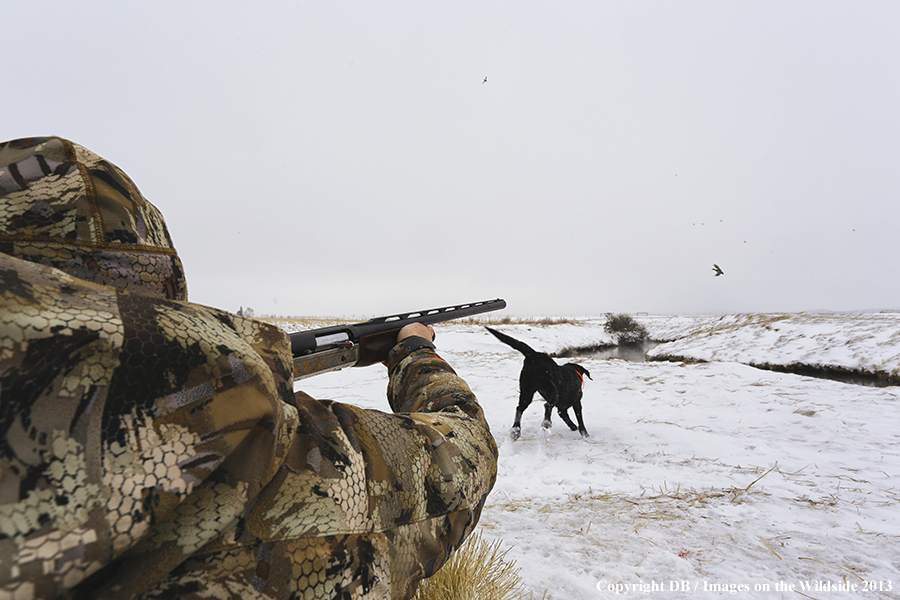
[289,298,507,380]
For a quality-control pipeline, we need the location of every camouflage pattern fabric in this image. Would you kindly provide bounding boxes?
[0,137,187,302]
[0,138,498,599]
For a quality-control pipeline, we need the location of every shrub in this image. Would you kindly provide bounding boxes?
[604,313,648,345]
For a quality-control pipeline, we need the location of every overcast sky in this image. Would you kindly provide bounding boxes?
[7,2,899,317]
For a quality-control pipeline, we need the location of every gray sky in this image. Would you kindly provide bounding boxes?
[8,2,899,317]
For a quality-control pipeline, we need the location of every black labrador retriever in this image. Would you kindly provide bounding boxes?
[485,327,592,440]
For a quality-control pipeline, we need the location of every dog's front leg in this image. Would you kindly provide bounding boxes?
[542,403,554,431]
[510,407,525,440]
[512,386,538,441]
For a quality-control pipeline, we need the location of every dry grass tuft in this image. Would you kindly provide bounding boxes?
[413,530,532,600]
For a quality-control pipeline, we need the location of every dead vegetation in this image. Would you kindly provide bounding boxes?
[263,316,584,329]
[553,343,616,358]
[485,464,778,533]
[261,316,354,328]
[603,313,649,345]
[451,316,582,326]
[749,361,900,387]
[413,529,533,600]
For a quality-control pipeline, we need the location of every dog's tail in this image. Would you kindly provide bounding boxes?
[485,326,537,357]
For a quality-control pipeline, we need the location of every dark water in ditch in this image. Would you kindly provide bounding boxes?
[588,341,659,362]
[569,342,896,388]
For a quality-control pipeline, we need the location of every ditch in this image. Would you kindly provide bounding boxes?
[557,342,898,388]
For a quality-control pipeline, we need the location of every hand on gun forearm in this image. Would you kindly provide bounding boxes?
[397,323,435,344]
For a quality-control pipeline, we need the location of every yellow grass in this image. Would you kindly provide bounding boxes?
[413,530,532,600]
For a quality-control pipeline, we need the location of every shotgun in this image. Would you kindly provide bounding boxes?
[289,298,507,380]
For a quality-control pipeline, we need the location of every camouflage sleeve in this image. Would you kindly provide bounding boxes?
[273,335,500,599]
[386,335,489,423]
[372,335,499,593]
[140,335,498,600]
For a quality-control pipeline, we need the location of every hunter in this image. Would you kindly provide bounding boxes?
[0,136,498,599]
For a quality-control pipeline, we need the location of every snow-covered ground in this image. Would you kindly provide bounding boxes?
[644,313,900,383]
[283,313,900,599]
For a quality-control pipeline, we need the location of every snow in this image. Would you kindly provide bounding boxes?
[643,313,900,381]
[284,313,900,599]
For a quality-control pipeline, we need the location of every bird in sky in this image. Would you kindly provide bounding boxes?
[712,264,724,276]
[483,76,488,84]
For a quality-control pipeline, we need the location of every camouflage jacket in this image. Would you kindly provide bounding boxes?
[0,138,498,600]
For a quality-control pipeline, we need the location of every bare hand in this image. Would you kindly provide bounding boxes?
[397,323,435,343]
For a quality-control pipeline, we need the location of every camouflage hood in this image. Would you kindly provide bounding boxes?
[0,136,187,300]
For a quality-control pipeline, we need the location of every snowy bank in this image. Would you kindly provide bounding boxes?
[642,313,900,384]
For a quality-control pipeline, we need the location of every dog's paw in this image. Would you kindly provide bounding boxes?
[579,430,590,438]
[541,419,552,430]
[510,426,521,441]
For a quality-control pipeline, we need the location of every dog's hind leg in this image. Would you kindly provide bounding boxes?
[572,398,589,438]
[557,408,579,432]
